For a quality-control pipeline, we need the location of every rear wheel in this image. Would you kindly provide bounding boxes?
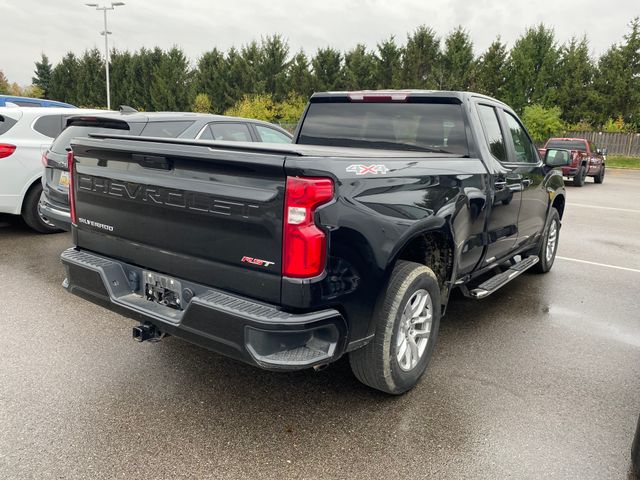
[532,207,560,274]
[572,165,587,187]
[594,165,605,184]
[21,183,62,234]
[349,260,441,395]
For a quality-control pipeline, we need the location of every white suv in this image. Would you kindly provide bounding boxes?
[0,107,105,232]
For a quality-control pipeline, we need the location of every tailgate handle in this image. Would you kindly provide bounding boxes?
[133,154,172,170]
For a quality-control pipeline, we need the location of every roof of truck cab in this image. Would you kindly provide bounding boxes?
[310,90,508,107]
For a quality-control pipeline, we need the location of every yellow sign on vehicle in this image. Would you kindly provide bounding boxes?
[58,171,70,190]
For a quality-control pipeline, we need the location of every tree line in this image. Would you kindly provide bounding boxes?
[1,19,639,130]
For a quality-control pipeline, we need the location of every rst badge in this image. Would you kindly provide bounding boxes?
[241,256,275,268]
[346,164,390,175]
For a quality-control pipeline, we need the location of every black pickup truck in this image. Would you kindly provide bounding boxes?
[61,91,569,394]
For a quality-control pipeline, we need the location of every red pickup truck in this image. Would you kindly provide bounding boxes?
[538,137,606,186]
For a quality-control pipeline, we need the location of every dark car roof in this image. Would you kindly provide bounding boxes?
[65,110,277,126]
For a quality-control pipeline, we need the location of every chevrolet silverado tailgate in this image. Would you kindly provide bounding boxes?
[69,137,287,303]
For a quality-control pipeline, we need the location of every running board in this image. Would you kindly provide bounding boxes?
[468,256,539,299]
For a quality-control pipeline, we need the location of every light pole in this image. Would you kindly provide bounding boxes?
[85,2,125,109]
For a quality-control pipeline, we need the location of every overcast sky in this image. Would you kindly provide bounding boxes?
[1,0,638,86]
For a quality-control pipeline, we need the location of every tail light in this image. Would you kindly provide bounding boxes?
[68,151,77,225]
[0,144,16,159]
[282,176,334,278]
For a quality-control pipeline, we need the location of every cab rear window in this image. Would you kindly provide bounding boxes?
[546,140,587,152]
[298,101,468,155]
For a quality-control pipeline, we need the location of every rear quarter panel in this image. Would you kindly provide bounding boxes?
[283,155,490,341]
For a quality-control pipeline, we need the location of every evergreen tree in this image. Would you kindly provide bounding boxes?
[555,37,594,124]
[130,47,166,111]
[441,27,475,90]
[375,36,403,89]
[109,49,136,108]
[241,41,263,93]
[591,18,640,129]
[49,52,80,104]
[343,44,377,90]
[259,35,290,100]
[504,24,560,112]
[195,48,228,113]
[149,47,191,111]
[401,26,440,89]
[225,47,252,109]
[0,70,9,94]
[76,48,106,107]
[620,17,640,126]
[474,38,508,99]
[288,50,313,97]
[312,48,342,91]
[32,54,53,98]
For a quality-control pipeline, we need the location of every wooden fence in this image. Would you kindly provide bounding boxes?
[567,131,640,157]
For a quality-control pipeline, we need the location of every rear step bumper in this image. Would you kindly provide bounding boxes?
[60,248,347,370]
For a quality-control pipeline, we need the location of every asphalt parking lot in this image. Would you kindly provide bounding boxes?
[1,170,639,480]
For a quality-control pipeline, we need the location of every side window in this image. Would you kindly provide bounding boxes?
[476,105,506,162]
[504,112,537,164]
[0,115,19,135]
[254,125,291,144]
[198,125,214,140]
[210,123,252,142]
[141,121,194,138]
[33,115,63,138]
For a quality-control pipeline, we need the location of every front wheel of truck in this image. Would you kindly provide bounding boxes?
[349,260,441,395]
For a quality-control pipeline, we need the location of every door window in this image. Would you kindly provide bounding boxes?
[254,125,291,143]
[504,112,537,164]
[476,105,506,162]
[210,123,252,142]
[141,121,194,138]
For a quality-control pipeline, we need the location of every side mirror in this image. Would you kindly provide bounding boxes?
[545,148,572,167]
[596,148,602,154]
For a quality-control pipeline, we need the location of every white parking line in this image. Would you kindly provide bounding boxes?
[557,256,640,274]
[567,203,640,213]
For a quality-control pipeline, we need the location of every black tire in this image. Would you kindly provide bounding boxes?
[21,183,62,234]
[532,207,560,274]
[594,165,605,184]
[349,260,441,395]
[572,165,587,187]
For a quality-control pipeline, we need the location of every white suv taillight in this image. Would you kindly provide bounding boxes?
[0,144,16,159]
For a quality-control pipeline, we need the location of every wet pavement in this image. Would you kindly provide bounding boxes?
[1,169,639,479]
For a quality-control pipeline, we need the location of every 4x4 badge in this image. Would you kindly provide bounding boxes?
[346,164,390,175]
